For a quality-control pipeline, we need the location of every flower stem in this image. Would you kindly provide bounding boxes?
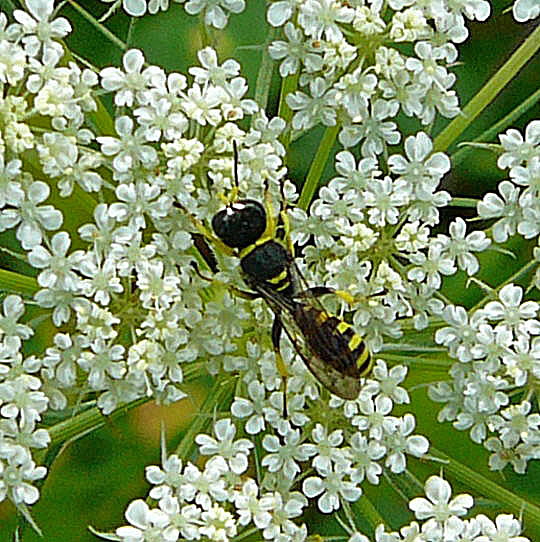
[278,72,299,150]
[44,398,147,457]
[175,376,235,459]
[253,27,278,113]
[470,258,538,312]
[65,0,128,52]
[448,197,479,208]
[298,124,339,210]
[432,447,540,536]
[451,86,540,167]
[0,268,38,296]
[352,493,387,531]
[434,24,540,152]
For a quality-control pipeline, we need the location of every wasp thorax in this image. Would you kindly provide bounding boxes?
[211,199,267,249]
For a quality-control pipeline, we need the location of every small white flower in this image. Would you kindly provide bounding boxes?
[409,475,473,540]
[100,49,163,107]
[199,503,238,541]
[498,120,540,169]
[488,400,540,448]
[116,500,170,541]
[0,446,47,505]
[182,83,223,126]
[97,116,158,175]
[298,0,355,42]
[261,428,314,479]
[231,380,267,434]
[267,0,297,27]
[28,231,84,290]
[195,418,253,474]
[306,423,347,473]
[287,77,339,131]
[302,463,361,513]
[407,241,456,290]
[436,217,490,275]
[348,432,385,485]
[189,46,240,85]
[234,479,275,528]
[0,295,33,340]
[513,0,540,21]
[477,180,522,242]
[383,414,429,473]
[475,513,529,542]
[13,0,71,56]
[481,284,540,339]
[184,0,245,29]
[0,180,63,250]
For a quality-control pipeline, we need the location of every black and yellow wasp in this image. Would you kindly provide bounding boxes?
[176,142,372,401]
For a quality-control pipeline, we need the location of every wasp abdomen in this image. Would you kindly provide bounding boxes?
[294,305,372,378]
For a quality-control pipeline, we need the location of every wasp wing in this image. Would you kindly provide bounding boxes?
[251,280,368,400]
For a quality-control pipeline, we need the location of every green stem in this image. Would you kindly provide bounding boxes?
[434,24,540,153]
[432,447,540,534]
[65,0,128,52]
[278,72,299,150]
[351,494,387,531]
[448,197,479,208]
[298,124,339,210]
[0,0,16,16]
[452,86,540,167]
[253,28,278,113]
[44,367,203,456]
[0,245,28,263]
[386,469,424,502]
[44,397,147,454]
[0,268,38,296]
[175,376,235,459]
[382,354,451,378]
[470,258,538,312]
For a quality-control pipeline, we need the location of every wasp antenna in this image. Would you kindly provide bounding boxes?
[232,140,239,190]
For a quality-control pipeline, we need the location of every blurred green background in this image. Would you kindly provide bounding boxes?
[0,0,539,540]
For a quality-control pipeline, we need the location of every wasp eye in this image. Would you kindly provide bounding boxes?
[212,199,267,249]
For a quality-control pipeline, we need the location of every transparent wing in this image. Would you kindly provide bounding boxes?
[252,280,367,400]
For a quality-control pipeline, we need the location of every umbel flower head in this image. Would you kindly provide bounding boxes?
[0,0,538,541]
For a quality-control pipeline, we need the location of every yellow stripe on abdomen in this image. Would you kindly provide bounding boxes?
[268,270,288,284]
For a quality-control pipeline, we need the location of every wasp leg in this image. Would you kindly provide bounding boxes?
[192,233,219,274]
[262,177,295,257]
[271,313,289,418]
[191,260,259,301]
[297,286,356,305]
[277,180,295,256]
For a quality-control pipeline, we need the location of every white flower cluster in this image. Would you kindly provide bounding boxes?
[256,0,498,357]
[115,453,531,542]
[269,0,472,142]
[0,0,285,509]
[100,0,539,26]
[114,414,420,541]
[427,121,540,474]
[0,0,536,532]
[478,121,540,244]
[0,1,428,516]
[371,474,531,542]
[0,295,48,505]
[99,0,246,26]
[430,284,540,473]
[0,0,85,507]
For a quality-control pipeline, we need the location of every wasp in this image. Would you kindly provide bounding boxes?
[175,143,372,401]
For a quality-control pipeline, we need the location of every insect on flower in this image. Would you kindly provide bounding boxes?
[175,142,373,402]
